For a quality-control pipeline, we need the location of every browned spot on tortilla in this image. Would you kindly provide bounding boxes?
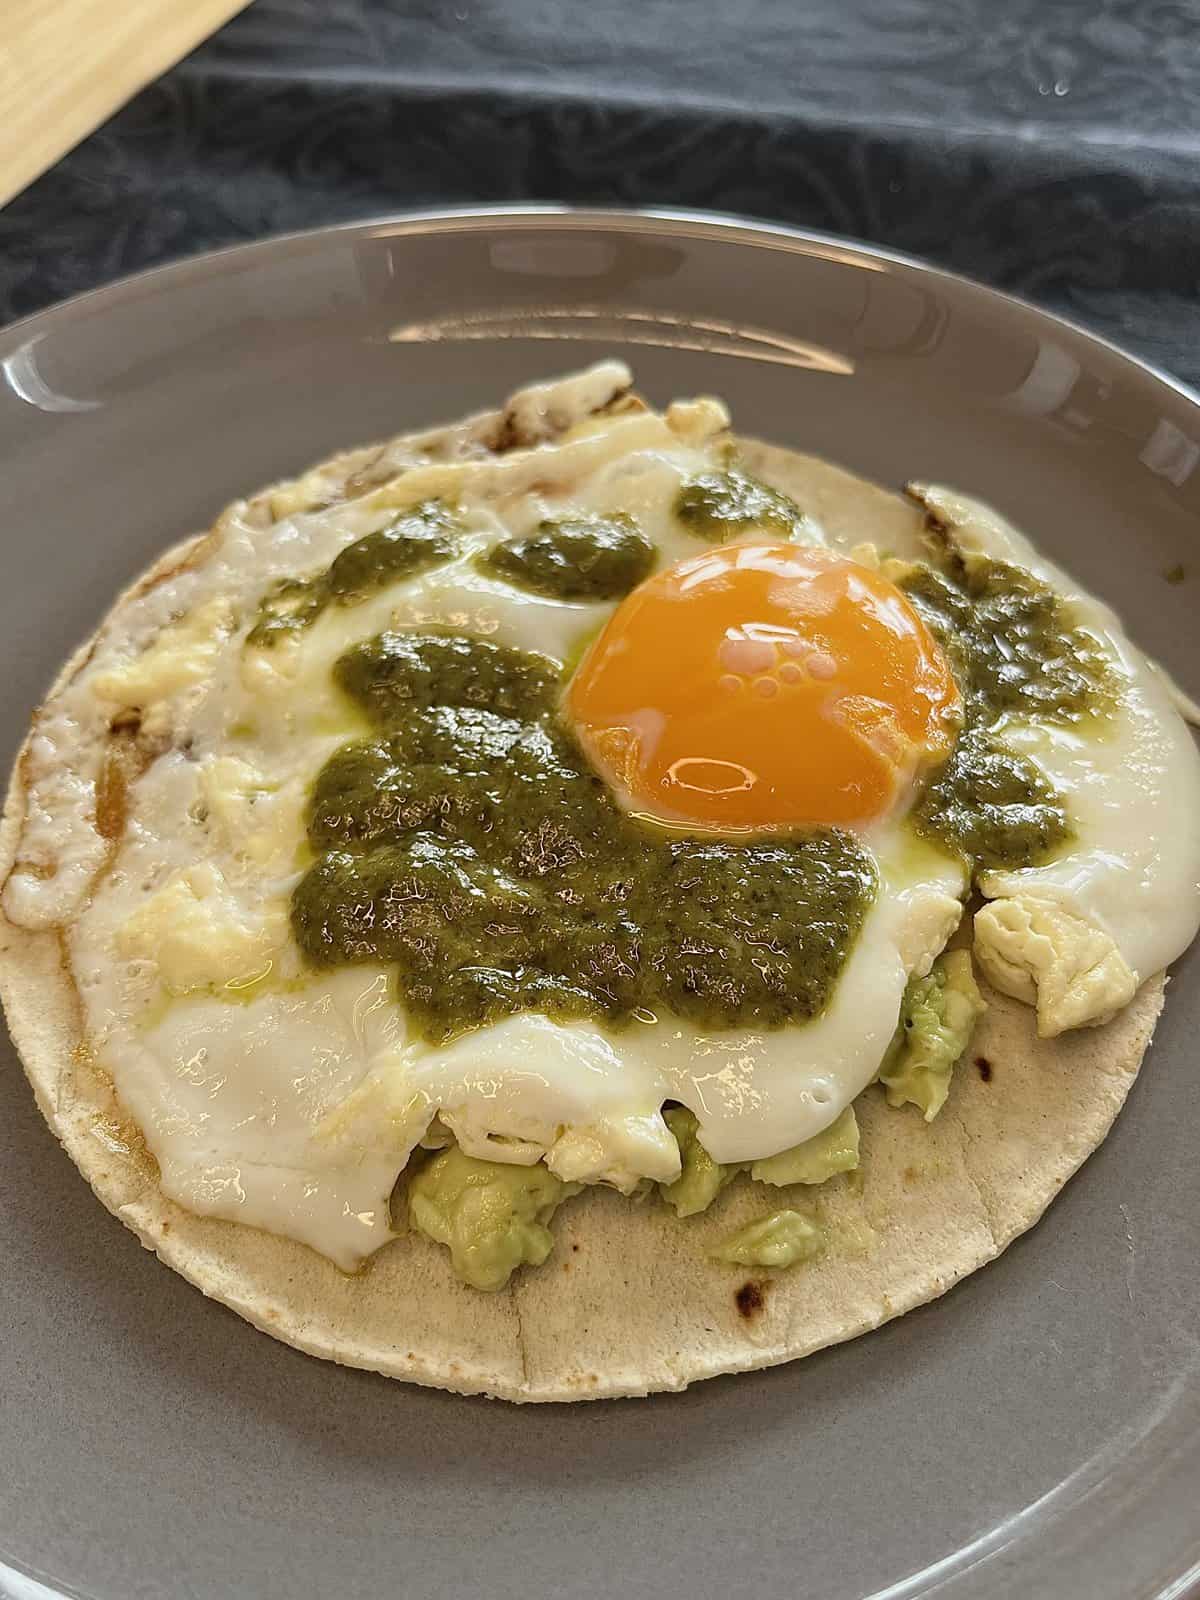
[562,1261,570,1273]
[147,529,221,589]
[2,747,50,893]
[735,1280,766,1320]
[905,489,968,581]
[161,1221,170,1234]
[489,380,636,453]
[85,1099,157,1183]
[488,410,526,454]
[14,859,56,881]
[106,704,142,734]
[571,1243,580,1253]
[94,739,136,840]
[57,952,159,1186]
[976,1055,993,1082]
[341,450,396,499]
[902,1165,919,1186]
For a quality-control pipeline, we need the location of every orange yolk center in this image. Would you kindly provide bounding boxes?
[567,542,960,831]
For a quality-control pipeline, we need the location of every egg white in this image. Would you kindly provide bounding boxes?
[910,485,1200,992]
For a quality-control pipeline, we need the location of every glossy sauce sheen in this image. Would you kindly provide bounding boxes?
[900,554,1114,869]
[477,512,655,600]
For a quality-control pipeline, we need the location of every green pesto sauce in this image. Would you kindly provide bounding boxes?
[292,630,877,1043]
[901,554,1116,872]
[246,501,459,647]
[912,725,1070,870]
[674,469,806,541]
[333,632,558,721]
[902,556,1115,727]
[477,514,655,601]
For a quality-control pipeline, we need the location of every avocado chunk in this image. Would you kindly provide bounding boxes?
[659,1103,860,1218]
[659,1107,740,1217]
[750,1105,860,1186]
[715,1209,825,1268]
[879,950,986,1121]
[407,1145,579,1291]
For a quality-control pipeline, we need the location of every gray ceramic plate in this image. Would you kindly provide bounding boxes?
[1,208,1198,1600]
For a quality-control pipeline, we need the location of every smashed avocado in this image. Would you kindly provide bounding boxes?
[674,468,806,541]
[247,501,459,646]
[660,1108,739,1218]
[900,553,1115,873]
[404,1113,855,1288]
[292,630,877,1042]
[750,1106,860,1186]
[478,514,655,601]
[879,950,986,1120]
[715,1210,825,1268]
[658,1105,860,1216]
[406,1144,580,1291]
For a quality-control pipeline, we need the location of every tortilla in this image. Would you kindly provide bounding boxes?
[0,376,1166,1401]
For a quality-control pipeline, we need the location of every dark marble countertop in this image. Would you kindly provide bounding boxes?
[2,0,1197,382]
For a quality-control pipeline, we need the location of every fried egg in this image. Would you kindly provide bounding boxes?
[16,366,1198,1269]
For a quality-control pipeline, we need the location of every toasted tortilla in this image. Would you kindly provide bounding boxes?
[0,378,1165,1401]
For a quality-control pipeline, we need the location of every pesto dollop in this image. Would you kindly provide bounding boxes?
[292,630,877,1042]
[247,501,459,646]
[902,556,1114,728]
[478,514,655,600]
[334,631,557,721]
[674,469,805,541]
[901,554,1115,871]
[912,726,1069,870]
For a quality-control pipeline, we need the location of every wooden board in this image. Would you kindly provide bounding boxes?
[1,0,254,209]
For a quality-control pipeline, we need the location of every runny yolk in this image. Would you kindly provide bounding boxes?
[566,542,960,831]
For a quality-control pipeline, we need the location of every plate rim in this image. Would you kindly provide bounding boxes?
[3,202,1200,421]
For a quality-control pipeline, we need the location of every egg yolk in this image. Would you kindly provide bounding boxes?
[567,542,960,831]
